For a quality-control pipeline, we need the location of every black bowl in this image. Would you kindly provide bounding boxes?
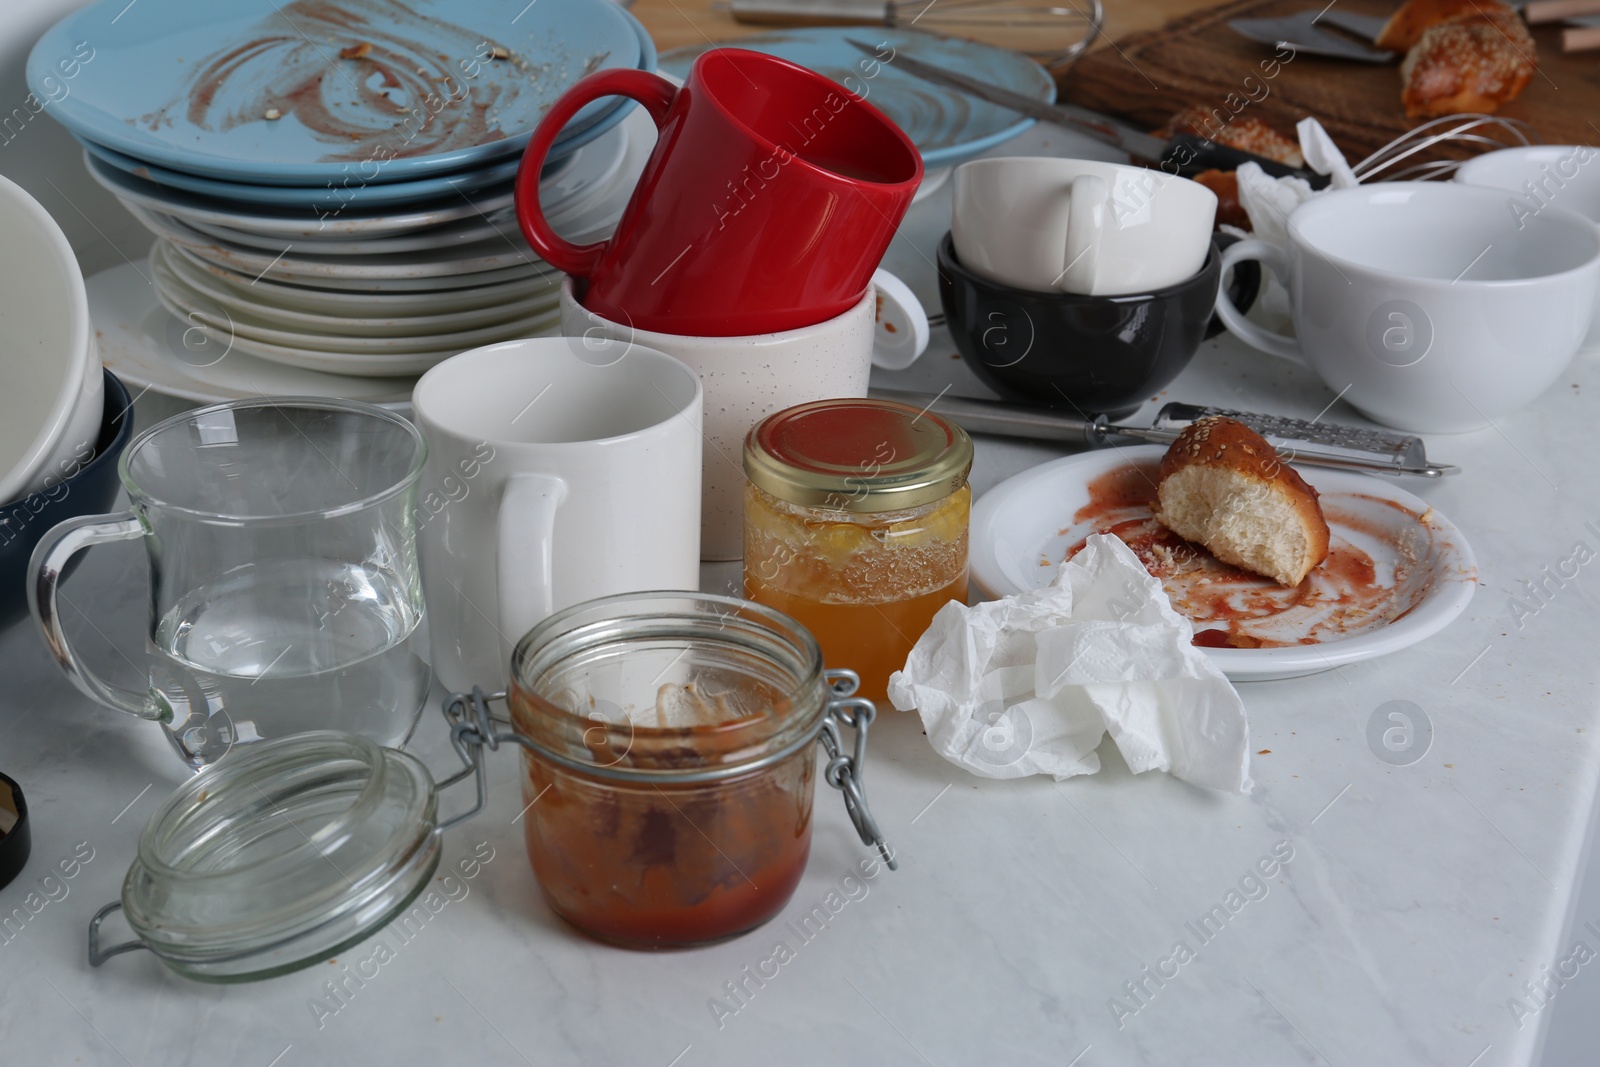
[938,234,1256,419]
[0,369,134,634]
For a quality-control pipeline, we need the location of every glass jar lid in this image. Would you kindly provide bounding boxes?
[107,732,441,982]
[743,398,974,513]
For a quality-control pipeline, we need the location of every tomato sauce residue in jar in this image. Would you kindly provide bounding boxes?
[509,680,816,948]
[1061,460,1423,648]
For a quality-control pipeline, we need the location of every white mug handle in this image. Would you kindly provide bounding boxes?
[1059,174,1107,295]
[870,269,930,370]
[496,472,568,655]
[1215,239,1305,364]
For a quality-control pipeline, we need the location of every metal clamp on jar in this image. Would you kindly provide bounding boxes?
[85,593,895,979]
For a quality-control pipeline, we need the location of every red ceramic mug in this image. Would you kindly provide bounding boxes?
[514,48,923,337]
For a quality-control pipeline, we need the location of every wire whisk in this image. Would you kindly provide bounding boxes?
[1353,114,1540,183]
[718,0,1104,71]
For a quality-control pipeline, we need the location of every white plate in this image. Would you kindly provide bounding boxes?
[152,262,560,358]
[173,209,513,256]
[152,259,560,357]
[150,242,557,337]
[163,241,561,314]
[538,102,655,235]
[128,202,551,283]
[970,445,1478,681]
[88,260,418,406]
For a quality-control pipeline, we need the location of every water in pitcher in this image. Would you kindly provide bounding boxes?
[150,558,429,768]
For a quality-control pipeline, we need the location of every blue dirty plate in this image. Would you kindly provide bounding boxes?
[27,0,649,185]
[80,136,522,210]
[660,29,1053,171]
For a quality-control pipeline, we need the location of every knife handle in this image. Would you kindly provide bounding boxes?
[723,0,889,25]
[867,388,1104,445]
[1160,133,1331,189]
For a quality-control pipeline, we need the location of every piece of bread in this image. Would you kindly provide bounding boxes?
[1400,9,1536,118]
[1191,169,1249,230]
[1152,416,1330,588]
[1376,0,1484,51]
[1159,108,1305,168]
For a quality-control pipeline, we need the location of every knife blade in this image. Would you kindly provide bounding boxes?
[846,39,1324,184]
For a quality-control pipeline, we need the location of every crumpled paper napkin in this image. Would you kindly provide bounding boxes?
[886,535,1252,793]
[1235,116,1359,249]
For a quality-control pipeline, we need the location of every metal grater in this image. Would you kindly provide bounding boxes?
[868,390,1458,477]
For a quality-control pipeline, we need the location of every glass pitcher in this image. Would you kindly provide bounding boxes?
[29,398,430,769]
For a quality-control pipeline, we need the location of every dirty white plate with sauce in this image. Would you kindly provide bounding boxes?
[969,445,1478,681]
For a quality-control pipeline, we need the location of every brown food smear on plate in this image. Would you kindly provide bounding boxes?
[1063,459,1433,649]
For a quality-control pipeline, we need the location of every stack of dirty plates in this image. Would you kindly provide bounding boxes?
[29,0,655,396]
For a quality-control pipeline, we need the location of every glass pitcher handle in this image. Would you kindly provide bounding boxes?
[29,512,167,722]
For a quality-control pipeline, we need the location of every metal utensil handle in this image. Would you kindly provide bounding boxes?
[868,388,1104,446]
[1153,402,1427,467]
[871,389,1455,476]
[725,0,889,24]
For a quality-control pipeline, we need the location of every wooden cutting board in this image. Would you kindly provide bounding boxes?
[1063,0,1598,165]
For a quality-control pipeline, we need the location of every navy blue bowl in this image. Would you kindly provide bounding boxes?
[0,369,134,634]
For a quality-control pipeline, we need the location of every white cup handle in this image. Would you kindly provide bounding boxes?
[1215,238,1305,364]
[496,472,568,657]
[1059,174,1107,295]
[870,269,930,370]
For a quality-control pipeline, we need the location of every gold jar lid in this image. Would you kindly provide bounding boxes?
[744,398,974,513]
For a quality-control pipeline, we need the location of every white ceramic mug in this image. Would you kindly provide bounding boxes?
[412,337,703,692]
[951,156,1217,296]
[1214,182,1600,433]
[560,278,911,560]
[1456,145,1600,341]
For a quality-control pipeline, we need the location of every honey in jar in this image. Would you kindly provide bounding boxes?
[743,399,974,701]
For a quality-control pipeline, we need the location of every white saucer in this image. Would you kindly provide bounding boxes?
[151,242,557,337]
[130,203,550,283]
[89,260,418,406]
[163,241,560,315]
[153,263,560,358]
[970,445,1478,681]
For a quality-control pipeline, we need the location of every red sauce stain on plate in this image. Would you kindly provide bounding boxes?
[1061,459,1435,649]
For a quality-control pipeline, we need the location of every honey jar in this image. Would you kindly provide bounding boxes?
[743,398,974,702]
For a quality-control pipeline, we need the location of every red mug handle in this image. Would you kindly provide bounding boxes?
[514,69,679,277]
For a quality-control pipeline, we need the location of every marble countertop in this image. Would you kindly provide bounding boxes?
[2,127,1597,1067]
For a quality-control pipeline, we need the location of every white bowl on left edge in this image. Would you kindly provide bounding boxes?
[0,173,103,503]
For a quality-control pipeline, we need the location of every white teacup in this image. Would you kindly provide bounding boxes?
[1455,145,1600,224]
[1456,145,1600,341]
[952,156,1218,296]
[412,337,703,692]
[561,279,913,560]
[1214,182,1600,433]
